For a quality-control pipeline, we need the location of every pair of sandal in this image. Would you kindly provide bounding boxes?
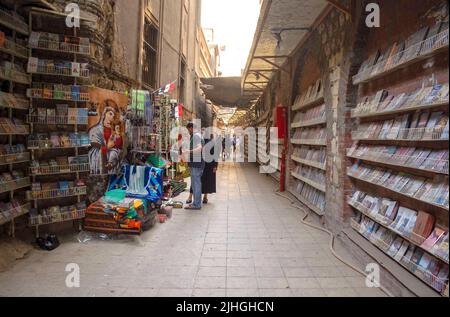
[186,198,208,205]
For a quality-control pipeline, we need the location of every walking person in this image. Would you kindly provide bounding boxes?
[184,122,205,210]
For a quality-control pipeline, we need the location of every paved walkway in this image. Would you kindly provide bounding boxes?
[0,163,385,297]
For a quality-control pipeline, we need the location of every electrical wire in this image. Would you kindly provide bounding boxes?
[274,188,395,297]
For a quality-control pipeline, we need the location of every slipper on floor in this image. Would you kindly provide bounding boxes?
[184,205,201,210]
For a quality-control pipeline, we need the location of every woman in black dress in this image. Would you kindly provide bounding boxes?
[201,135,219,203]
[186,133,219,204]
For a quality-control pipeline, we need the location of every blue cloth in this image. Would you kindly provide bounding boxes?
[190,166,204,208]
[107,165,163,202]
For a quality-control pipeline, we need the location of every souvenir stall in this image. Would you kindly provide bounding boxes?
[83,87,188,234]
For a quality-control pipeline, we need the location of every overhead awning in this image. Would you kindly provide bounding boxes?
[241,0,331,99]
[201,77,256,108]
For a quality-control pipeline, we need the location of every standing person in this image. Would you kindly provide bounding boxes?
[232,134,237,155]
[184,122,205,210]
[201,132,219,204]
[186,131,219,204]
[222,135,226,161]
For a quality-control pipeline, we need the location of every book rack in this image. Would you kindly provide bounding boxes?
[353,29,449,85]
[0,177,31,195]
[0,8,28,35]
[351,217,448,293]
[353,126,448,142]
[291,155,327,171]
[0,203,31,226]
[0,3,31,237]
[349,199,449,264]
[349,22,449,296]
[0,92,30,110]
[29,36,90,56]
[26,114,88,125]
[27,186,87,201]
[0,152,30,166]
[0,37,28,59]
[30,163,90,176]
[29,63,90,79]
[27,9,92,237]
[27,139,90,150]
[352,101,448,119]
[290,78,327,218]
[28,88,90,102]
[29,208,86,226]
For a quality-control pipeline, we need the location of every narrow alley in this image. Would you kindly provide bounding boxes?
[0,162,385,297]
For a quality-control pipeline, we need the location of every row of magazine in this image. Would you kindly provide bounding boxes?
[293,79,324,109]
[293,104,326,124]
[353,83,449,116]
[349,162,449,209]
[354,111,449,140]
[355,21,449,82]
[294,165,326,185]
[292,127,326,141]
[293,180,326,212]
[348,144,449,173]
[293,146,327,165]
[354,212,448,293]
[350,190,448,262]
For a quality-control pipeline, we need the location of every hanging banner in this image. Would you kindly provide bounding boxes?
[88,88,128,175]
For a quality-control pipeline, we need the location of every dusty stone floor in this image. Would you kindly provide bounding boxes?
[0,162,386,297]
